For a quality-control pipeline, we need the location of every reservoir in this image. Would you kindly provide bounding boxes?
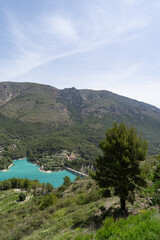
[0,158,77,188]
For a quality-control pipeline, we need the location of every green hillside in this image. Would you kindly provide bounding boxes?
[0,153,160,240]
[0,81,160,170]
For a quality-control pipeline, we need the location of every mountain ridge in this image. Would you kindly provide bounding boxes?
[1,81,159,109]
[0,81,160,161]
[0,81,159,122]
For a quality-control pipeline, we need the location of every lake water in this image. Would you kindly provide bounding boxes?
[0,158,77,188]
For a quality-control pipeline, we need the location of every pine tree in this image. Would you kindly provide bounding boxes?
[94,122,148,211]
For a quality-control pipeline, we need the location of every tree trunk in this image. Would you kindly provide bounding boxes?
[120,198,126,211]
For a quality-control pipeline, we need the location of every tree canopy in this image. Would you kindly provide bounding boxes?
[94,122,148,211]
[63,176,71,186]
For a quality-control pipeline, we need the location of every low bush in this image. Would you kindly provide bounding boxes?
[18,192,26,201]
[40,194,57,210]
[74,210,160,240]
[76,189,102,205]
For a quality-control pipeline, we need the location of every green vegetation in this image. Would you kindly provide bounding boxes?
[0,177,105,239]
[18,192,26,201]
[0,113,99,171]
[76,210,160,240]
[1,82,160,238]
[93,123,148,211]
[63,176,72,186]
[0,178,54,192]
[0,160,160,240]
[0,82,160,171]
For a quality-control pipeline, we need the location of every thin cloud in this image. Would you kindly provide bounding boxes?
[45,16,79,40]
[75,63,143,89]
[117,17,152,33]
[1,1,151,80]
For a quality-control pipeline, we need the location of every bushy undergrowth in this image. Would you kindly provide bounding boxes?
[0,165,160,240]
[0,177,105,239]
[75,210,160,240]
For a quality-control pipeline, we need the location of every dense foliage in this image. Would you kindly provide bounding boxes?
[0,112,100,171]
[0,177,54,193]
[75,210,160,240]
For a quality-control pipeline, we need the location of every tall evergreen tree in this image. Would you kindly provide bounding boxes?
[94,122,148,211]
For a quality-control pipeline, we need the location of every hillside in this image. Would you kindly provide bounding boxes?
[0,82,160,124]
[0,81,160,170]
[0,153,160,240]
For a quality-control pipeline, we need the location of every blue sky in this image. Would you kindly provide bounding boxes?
[0,0,160,108]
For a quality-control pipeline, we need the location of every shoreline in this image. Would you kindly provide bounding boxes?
[13,157,27,161]
[38,166,63,173]
[0,157,27,172]
[32,161,63,173]
[0,163,13,172]
[39,167,52,173]
[32,162,53,173]
[0,158,86,177]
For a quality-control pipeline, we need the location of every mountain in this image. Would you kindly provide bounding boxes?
[0,82,160,124]
[0,81,160,170]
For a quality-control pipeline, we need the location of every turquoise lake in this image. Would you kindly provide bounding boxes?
[0,158,77,188]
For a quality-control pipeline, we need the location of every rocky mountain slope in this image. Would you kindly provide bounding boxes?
[0,82,160,123]
[0,81,160,156]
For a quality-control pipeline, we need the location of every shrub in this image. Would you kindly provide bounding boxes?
[40,194,57,210]
[74,210,160,240]
[76,189,102,205]
[95,210,160,240]
[18,192,26,201]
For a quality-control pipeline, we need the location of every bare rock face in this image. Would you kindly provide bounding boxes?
[0,82,29,106]
[0,82,13,105]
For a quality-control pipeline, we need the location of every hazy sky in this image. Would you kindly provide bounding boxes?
[0,0,160,108]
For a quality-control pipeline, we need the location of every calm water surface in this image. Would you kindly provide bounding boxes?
[0,158,77,188]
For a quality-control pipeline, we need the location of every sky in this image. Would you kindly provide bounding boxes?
[0,0,160,108]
